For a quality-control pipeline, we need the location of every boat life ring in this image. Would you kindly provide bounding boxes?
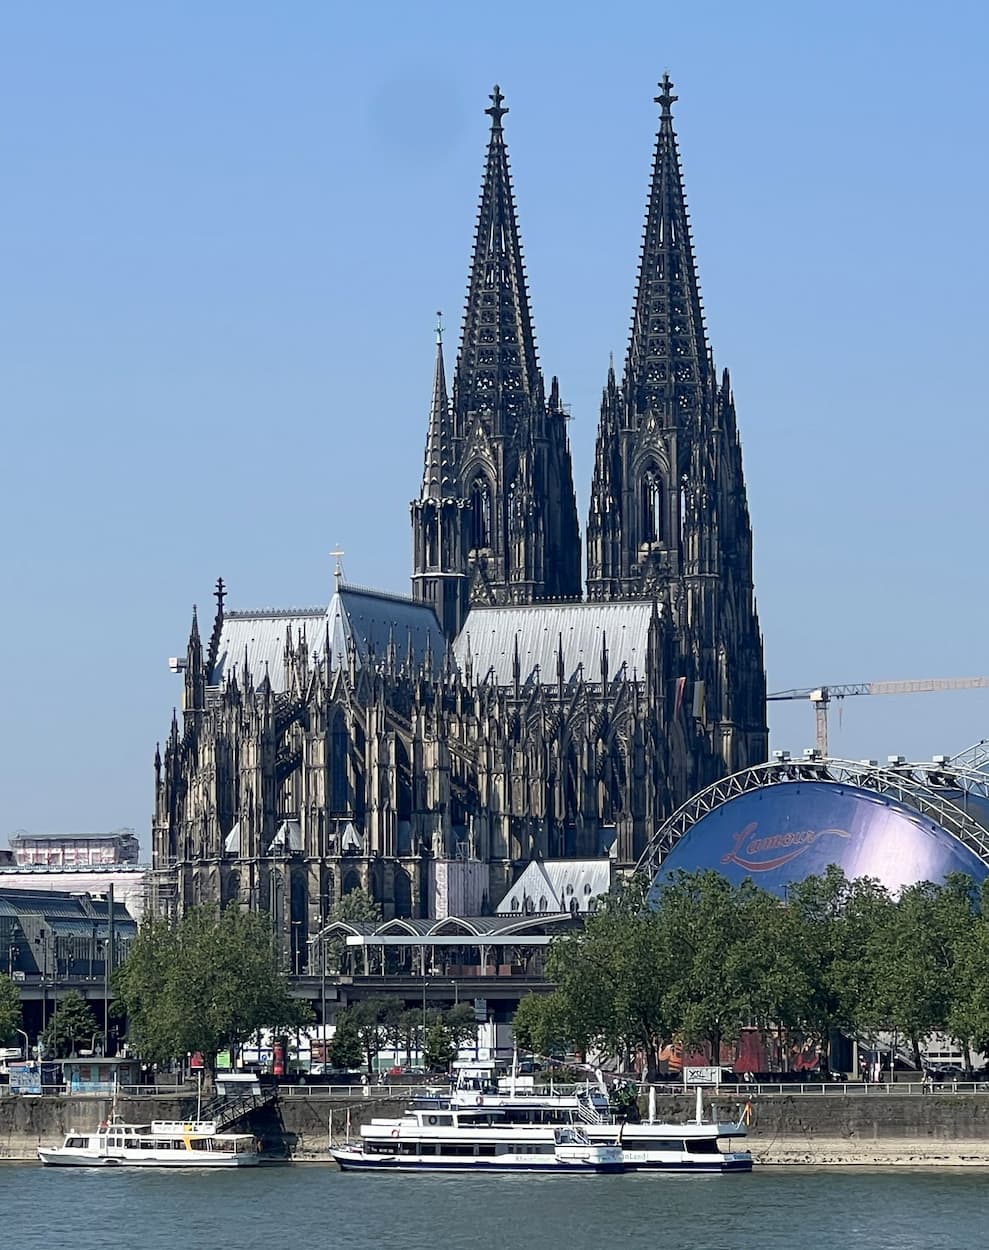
[98,1122,108,1131]
[427,1115,438,1126]
[390,1129,400,1138]
[476,1096,484,1106]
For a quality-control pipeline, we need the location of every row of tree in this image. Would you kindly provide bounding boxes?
[327,999,478,1073]
[0,979,111,1060]
[512,868,989,1076]
[1,892,476,1073]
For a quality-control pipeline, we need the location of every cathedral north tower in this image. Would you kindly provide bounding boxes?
[411,87,581,638]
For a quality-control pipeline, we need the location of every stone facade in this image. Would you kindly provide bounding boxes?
[152,80,767,963]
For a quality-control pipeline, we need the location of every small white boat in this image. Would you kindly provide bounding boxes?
[331,1108,624,1173]
[37,1118,262,1168]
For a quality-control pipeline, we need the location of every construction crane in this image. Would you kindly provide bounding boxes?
[767,678,989,756]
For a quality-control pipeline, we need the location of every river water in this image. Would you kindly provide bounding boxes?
[1,1164,983,1250]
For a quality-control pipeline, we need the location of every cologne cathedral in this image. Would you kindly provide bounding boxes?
[152,78,767,958]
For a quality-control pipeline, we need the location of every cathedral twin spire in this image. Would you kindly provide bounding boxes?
[414,77,759,653]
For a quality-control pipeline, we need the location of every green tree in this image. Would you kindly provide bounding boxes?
[0,974,22,1044]
[423,1019,455,1073]
[113,905,312,1068]
[326,1009,364,1070]
[323,888,382,972]
[820,874,894,1048]
[949,878,989,1060]
[512,992,571,1059]
[445,1003,479,1052]
[41,990,99,1059]
[351,997,395,1073]
[866,877,974,1069]
[784,867,862,1066]
[394,1009,423,1066]
[651,871,773,1062]
[543,875,675,1075]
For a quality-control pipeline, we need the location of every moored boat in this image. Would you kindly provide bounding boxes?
[331,1108,624,1173]
[37,1118,262,1167]
[434,1064,753,1174]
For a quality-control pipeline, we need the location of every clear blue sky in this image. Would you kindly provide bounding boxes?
[2,1,987,851]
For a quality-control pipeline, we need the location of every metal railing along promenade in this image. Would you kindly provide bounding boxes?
[661,1080,989,1097]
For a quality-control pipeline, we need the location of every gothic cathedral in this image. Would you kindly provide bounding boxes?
[152,79,767,962]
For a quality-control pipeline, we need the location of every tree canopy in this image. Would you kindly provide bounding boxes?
[113,905,311,1067]
[326,1000,478,1073]
[512,868,989,1075]
[0,974,22,1045]
[41,990,99,1059]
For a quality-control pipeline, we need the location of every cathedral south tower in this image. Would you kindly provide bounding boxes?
[585,76,767,774]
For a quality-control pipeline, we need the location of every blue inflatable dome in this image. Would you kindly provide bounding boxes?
[652,780,989,899]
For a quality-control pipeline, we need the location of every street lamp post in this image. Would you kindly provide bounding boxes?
[291,920,302,976]
[421,973,432,1068]
[35,928,49,1041]
[320,932,328,1057]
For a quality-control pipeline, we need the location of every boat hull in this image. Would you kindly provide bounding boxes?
[621,1157,753,1173]
[38,1148,259,1168]
[332,1152,622,1174]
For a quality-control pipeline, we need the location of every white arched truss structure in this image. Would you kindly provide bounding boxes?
[635,756,989,879]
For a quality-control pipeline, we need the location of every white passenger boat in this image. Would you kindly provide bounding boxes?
[440,1066,753,1173]
[331,1107,624,1173]
[37,1118,262,1167]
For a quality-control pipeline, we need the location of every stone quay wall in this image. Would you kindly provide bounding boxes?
[6,1089,989,1165]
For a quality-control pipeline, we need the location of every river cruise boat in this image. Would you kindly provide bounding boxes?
[38,1118,262,1168]
[441,1068,752,1173]
[331,1107,624,1173]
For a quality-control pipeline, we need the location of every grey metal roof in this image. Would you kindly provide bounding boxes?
[210,608,325,689]
[208,585,446,690]
[455,602,659,686]
[329,585,446,672]
[497,859,613,915]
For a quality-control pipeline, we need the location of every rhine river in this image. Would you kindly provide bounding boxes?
[1,1165,985,1249]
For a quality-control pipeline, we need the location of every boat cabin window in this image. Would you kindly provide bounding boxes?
[638,1138,685,1152]
[687,1137,720,1154]
[66,1137,88,1149]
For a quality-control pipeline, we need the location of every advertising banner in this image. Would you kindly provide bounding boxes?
[654,781,989,899]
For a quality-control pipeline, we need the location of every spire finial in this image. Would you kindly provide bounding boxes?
[329,546,345,590]
[655,72,677,118]
[486,84,508,130]
[435,310,443,346]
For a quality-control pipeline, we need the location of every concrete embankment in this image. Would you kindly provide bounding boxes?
[5,1089,989,1165]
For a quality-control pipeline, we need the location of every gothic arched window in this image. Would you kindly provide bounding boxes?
[470,476,492,549]
[641,466,663,544]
